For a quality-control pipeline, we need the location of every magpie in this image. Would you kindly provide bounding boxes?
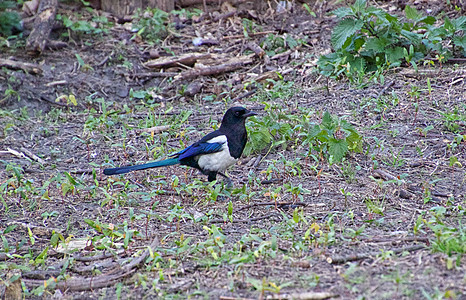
[103,107,257,184]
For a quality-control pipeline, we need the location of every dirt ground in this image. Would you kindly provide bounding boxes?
[1,0,465,299]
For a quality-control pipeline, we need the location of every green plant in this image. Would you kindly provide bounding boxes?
[364,197,385,215]
[132,8,170,44]
[434,105,466,133]
[2,85,20,103]
[242,18,261,38]
[85,219,139,251]
[75,54,94,72]
[317,0,466,83]
[56,13,112,37]
[304,111,363,164]
[246,277,292,297]
[0,1,21,37]
[261,33,303,56]
[424,206,465,264]
[244,104,299,155]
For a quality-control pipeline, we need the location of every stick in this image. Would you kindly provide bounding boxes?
[209,213,280,224]
[20,147,46,165]
[266,291,339,300]
[176,56,254,80]
[327,245,426,264]
[0,58,42,74]
[237,202,305,211]
[122,236,159,271]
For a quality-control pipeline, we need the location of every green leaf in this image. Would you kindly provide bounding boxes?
[332,7,353,18]
[75,54,85,67]
[444,17,455,33]
[64,172,77,185]
[453,35,466,52]
[346,131,363,152]
[227,201,233,216]
[405,5,423,21]
[354,37,365,52]
[419,16,436,25]
[0,11,21,36]
[307,124,322,139]
[3,225,17,234]
[321,112,333,129]
[385,47,405,65]
[400,29,422,45]
[329,138,348,163]
[347,56,366,72]
[352,0,367,13]
[331,18,364,50]
[365,38,389,53]
[452,16,466,30]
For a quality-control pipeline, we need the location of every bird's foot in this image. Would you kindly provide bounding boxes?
[224,177,233,189]
[217,172,233,188]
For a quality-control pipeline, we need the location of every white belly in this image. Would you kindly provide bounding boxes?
[197,136,238,173]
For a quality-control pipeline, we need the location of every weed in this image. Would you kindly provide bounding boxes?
[304,111,363,164]
[424,206,465,265]
[247,277,292,297]
[242,18,261,38]
[0,1,21,37]
[434,105,466,133]
[85,219,140,251]
[364,197,385,215]
[57,12,112,38]
[132,8,170,45]
[261,33,303,56]
[2,85,20,103]
[317,0,466,83]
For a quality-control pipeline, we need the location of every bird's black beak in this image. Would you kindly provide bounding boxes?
[244,110,257,118]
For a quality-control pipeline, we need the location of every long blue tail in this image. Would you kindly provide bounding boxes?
[103,158,179,175]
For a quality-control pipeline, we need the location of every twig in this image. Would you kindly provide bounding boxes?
[45,80,67,87]
[372,169,401,182]
[376,80,395,97]
[237,202,305,211]
[23,237,160,292]
[5,148,28,160]
[230,88,257,102]
[68,169,94,174]
[144,52,211,69]
[209,213,281,224]
[23,270,135,292]
[122,236,159,271]
[73,251,123,262]
[175,55,254,80]
[20,147,46,165]
[220,297,255,300]
[266,291,339,299]
[247,42,266,58]
[135,125,171,134]
[260,178,282,185]
[223,30,277,40]
[327,244,426,264]
[132,72,179,78]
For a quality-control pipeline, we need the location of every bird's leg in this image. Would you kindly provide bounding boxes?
[218,172,233,188]
[207,172,217,182]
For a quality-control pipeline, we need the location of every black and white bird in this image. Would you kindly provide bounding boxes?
[103,107,257,184]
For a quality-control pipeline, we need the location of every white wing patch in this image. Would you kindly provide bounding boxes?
[197,135,238,173]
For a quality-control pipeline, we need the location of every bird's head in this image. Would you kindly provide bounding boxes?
[221,107,257,128]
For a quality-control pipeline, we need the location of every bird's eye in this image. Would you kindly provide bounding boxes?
[235,111,240,116]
